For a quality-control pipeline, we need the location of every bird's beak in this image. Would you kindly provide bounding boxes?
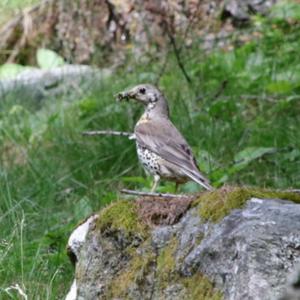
[115,89,135,102]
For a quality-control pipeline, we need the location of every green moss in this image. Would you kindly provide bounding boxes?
[95,187,300,299]
[107,238,179,297]
[156,237,178,288]
[156,238,222,299]
[96,200,148,237]
[196,186,300,222]
[106,246,156,299]
[105,234,222,299]
[182,273,222,300]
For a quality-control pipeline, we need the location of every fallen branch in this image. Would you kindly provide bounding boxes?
[120,189,193,199]
[82,130,133,138]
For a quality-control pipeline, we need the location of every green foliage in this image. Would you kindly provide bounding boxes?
[37,48,65,69]
[234,147,276,166]
[0,48,65,80]
[270,0,300,21]
[0,79,138,298]
[0,64,33,79]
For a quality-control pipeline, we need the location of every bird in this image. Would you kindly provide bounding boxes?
[116,84,213,192]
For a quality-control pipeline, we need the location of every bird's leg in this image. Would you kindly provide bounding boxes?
[151,175,160,192]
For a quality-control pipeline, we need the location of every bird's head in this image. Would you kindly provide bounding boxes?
[116,84,169,117]
[116,84,162,105]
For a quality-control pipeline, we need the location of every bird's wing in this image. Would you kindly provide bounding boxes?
[134,119,212,190]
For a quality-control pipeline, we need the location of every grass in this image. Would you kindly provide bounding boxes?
[0,3,300,298]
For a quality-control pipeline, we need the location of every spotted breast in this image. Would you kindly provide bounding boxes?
[136,143,188,184]
[136,144,161,176]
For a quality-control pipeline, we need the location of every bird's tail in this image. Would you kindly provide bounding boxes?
[182,169,213,191]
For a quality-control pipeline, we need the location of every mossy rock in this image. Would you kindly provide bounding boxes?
[92,186,300,299]
[195,186,300,222]
[96,199,149,238]
[96,200,222,299]
[182,273,222,300]
[156,238,222,300]
[105,236,222,299]
[106,243,156,299]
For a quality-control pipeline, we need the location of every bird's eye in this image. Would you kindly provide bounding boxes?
[139,88,146,94]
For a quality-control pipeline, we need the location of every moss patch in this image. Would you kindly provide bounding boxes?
[105,234,222,299]
[156,237,222,299]
[106,247,156,299]
[156,237,178,288]
[195,186,300,222]
[96,199,148,238]
[182,273,222,300]
[107,238,180,298]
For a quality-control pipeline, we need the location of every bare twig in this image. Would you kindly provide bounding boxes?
[211,80,228,100]
[7,31,27,63]
[82,130,133,138]
[120,189,193,199]
[155,52,169,85]
[166,28,192,84]
[142,4,191,84]
[195,80,228,102]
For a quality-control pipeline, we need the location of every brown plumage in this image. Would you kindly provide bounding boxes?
[116,84,213,191]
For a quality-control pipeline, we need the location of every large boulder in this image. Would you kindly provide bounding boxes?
[0,65,111,103]
[66,188,300,300]
[222,0,277,24]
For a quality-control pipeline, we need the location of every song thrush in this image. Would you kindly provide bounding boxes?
[116,84,213,192]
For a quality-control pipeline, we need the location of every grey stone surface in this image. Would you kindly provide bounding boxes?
[279,264,300,300]
[66,198,300,300]
[0,65,111,102]
[223,0,277,23]
[182,198,300,300]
